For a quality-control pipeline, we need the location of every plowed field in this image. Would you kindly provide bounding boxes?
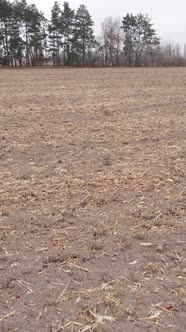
[0,68,186,331]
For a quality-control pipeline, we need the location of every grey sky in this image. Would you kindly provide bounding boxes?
[29,0,186,45]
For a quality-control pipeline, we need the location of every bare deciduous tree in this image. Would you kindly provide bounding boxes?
[100,17,122,66]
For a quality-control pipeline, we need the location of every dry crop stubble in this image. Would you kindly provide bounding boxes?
[0,67,186,331]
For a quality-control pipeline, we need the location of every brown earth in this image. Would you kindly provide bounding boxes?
[0,67,186,332]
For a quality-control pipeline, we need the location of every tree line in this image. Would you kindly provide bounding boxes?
[0,0,185,67]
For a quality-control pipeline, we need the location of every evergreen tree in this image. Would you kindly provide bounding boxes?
[0,0,13,65]
[24,4,45,65]
[0,0,46,66]
[48,1,62,65]
[73,4,95,65]
[61,1,74,65]
[10,0,25,66]
[122,13,160,67]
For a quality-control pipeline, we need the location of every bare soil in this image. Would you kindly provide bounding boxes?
[0,68,186,332]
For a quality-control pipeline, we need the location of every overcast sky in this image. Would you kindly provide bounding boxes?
[29,0,186,45]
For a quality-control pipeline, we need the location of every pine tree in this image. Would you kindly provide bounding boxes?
[9,0,25,66]
[61,1,74,65]
[122,13,160,67]
[73,4,95,65]
[25,4,45,66]
[0,0,13,65]
[48,1,62,65]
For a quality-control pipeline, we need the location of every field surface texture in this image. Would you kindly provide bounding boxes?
[0,68,186,332]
